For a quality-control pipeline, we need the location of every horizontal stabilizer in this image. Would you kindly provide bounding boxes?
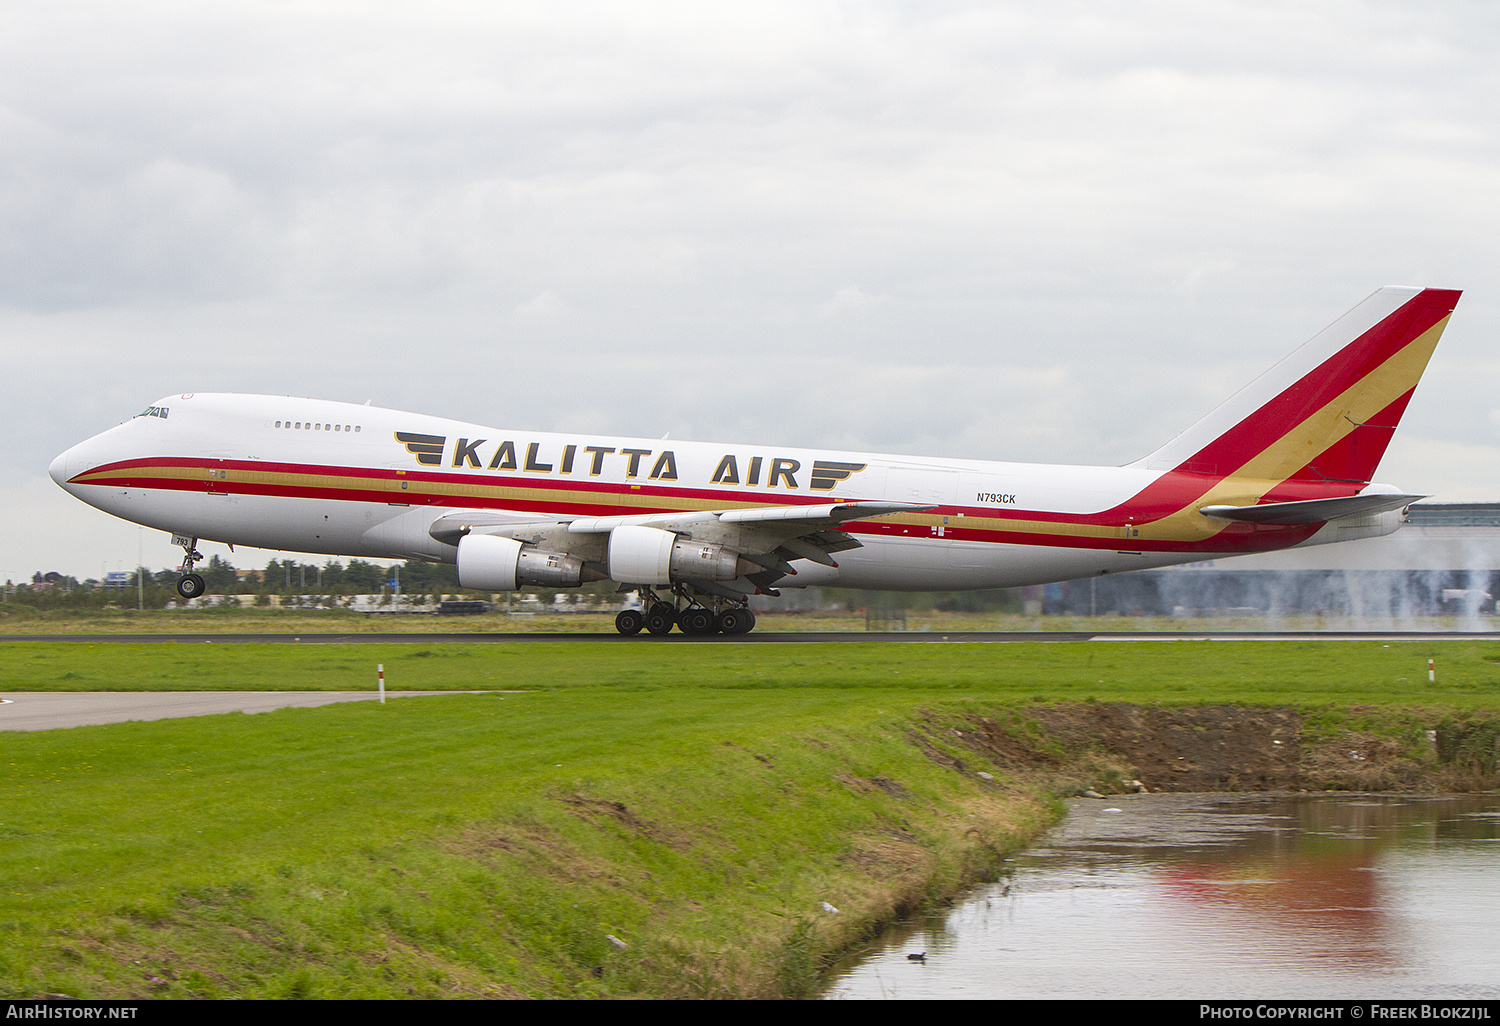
[1199,493,1425,526]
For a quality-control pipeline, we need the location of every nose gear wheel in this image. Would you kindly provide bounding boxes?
[175,536,208,600]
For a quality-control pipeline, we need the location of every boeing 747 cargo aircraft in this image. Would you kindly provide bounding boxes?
[51,286,1460,634]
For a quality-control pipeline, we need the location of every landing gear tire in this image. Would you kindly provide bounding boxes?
[678,607,716,635]
[615,609,644,636]
[176,573,206,600]
[645,608,675,635]
[716,607,755,635]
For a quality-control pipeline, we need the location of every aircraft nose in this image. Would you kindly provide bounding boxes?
[49,448,72,488]
[49,440,94,492]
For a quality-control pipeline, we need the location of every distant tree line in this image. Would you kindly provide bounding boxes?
[1,556,487,610]
[3,561,1028,613]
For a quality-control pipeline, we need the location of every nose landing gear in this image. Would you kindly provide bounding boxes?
[174,535,207,600]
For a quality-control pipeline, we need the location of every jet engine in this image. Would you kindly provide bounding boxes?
[457,533,599,590]
[607,524,749,584]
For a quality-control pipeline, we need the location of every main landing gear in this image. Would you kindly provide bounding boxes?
[175,536,207,600]
[613,587,757,637]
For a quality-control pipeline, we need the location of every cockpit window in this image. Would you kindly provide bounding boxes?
[135,406,169,419]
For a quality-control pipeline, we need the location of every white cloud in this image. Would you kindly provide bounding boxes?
[817,286,886,316]
[513,288,563,318]
[1378,436,1500,503]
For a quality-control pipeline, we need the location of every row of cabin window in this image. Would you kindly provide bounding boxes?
[275,421,361,432]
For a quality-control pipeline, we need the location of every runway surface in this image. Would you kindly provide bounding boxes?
[0,631,1494,644]
[0,690,478,732]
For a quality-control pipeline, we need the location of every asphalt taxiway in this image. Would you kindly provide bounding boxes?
[0,690,480,732]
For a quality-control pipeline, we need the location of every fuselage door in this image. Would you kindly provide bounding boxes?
[387,466,413,505]
[205,454,233,496]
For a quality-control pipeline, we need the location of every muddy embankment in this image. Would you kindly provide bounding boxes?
[936,704,1500,794]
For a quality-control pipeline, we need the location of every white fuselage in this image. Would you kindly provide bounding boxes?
[50,393,1398,592]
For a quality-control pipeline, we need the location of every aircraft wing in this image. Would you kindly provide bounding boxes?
[429,500,928,543]
[565,500,931,533]
[427,500,932,592]
[1199,493,1425,526]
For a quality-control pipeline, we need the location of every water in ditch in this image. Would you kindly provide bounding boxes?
[825,793,1500,1000]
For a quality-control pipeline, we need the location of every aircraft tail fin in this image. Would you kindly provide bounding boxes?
[1133,286,1461,485]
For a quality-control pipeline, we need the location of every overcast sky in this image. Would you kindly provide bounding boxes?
[5,0,1497,581]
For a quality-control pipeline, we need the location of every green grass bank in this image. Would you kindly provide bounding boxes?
[3,639,1499,999]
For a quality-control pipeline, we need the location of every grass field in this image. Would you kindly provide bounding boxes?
[2,637,1498,704]
[2,639,1498,999]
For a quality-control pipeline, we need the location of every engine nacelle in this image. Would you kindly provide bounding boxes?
[607,524,744,584]
[668,538,743,582]
[608,525,674,584]
[457,533,590,590]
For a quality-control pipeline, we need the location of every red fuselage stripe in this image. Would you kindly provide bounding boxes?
[74,456,1325,554]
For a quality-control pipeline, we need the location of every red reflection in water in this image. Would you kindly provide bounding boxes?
[1145,795,1428,970]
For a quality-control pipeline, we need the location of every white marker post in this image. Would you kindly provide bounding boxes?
[1429,658,1436,683]
[378,663,386,703]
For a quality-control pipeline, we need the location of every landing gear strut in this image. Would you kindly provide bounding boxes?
[175,536,207,600]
